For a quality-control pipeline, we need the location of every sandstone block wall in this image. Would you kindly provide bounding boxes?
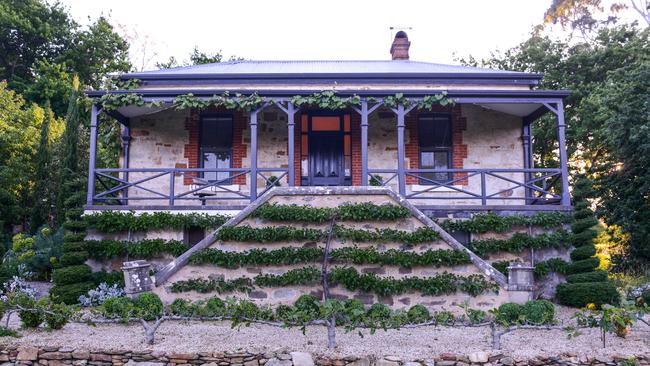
[155,193,510,312]
[120,104,526,207]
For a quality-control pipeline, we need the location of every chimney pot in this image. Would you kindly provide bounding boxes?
[390,31,410,60]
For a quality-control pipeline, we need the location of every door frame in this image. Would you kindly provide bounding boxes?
[300,111,350,186]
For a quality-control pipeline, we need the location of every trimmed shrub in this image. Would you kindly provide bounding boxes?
[133,292,164,321]
[494,302,523,325]
[521,300,555,324]
[204,297,226,317]
[62,242,85,253]
[19,308,43,328]
[59,251,89,266]
[556,282,620,307]
[565,257,600,275]
[102,296,134,321]
[407,304,431,323]
[571,217,599,234]
[63,232,86,243]
[91,271,125,287]
[52,265,92,285]
[62,220,87,231]
[570,245,596,261]
[294,294,320,318]
[50,282,95,305]
[566,270,608,283]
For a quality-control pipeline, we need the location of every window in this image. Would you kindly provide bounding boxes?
[184,226,205,247]
[200,115,233,182]
[418,114,452,184]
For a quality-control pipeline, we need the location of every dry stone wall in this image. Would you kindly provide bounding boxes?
[5,346,648,366]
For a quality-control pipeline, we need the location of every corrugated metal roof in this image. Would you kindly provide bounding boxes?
[125,60,532,78]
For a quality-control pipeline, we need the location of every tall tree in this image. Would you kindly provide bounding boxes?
[30,100,54,231]
[156,46,243,69]
[0,0,131,115]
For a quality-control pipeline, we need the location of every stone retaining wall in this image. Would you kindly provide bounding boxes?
[3,346,648,366]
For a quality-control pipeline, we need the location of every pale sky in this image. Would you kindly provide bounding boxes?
[57,0,638,71]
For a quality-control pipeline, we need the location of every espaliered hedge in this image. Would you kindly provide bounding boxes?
[188,246,472,268]
[251,202,411,222]
[439,212,570,233]
[189,247,324,268]
[217,225,326,242]
[330,247,471,268]
[466,231,569,257]
[555,178,619,307]
[170,266,498,297]
[83,211,228,232]
[329,267,498,297]
[83,239,188,260]
[334,226,440,245]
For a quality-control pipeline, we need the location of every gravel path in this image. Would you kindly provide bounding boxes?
[1,317,648,359]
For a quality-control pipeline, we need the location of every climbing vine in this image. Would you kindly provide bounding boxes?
[438,212,570,233]
[189,246,471,268]
[84,211,228,232]
[251,202,411,223]
[169,267,497,297]
[217,225,326,242]
[94,90,456,113]
[466,231,569,257]
[334,225,440,246]
[84,239,188,260]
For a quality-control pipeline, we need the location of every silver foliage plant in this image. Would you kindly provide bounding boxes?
[78,282,125,307]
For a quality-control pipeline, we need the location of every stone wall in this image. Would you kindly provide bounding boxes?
[155,192,510,312]
[6,346,648,366]
[120,104,526,207]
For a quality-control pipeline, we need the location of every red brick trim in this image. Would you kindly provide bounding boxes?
[294,116,301,186]
[183,108,247,185]
[351,113,361,186]
[405,105,468,186]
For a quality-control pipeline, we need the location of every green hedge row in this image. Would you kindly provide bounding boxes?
[334,226,440,245]
[170,266,498,298]
[438,212,570,234]
[83,239,188,260]
[467,231,568,257]
[251,202,411,222]
[84,211,228,233]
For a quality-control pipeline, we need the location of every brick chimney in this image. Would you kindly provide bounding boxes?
[390,31,410,60]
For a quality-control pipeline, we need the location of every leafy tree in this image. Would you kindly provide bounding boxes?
[156,46,243,69]
[0,0,130,115]
[584,58,650,267]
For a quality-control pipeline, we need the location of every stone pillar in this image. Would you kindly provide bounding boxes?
[507,262,534,303]
[122,260,153,297]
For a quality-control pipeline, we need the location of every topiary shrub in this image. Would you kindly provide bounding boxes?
[59,251,89,266]
[566,270,608,283]
[366,303,391,321]
[133,292,164,321]
[556,282,620,307]
[565,257,600,275]
[50,282,95,305]
[91,271,124,287]
[52,264,92,285]
[521,300,555,324]
[570,245,597,261]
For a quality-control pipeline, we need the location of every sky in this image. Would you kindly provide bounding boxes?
[58,1,569,71]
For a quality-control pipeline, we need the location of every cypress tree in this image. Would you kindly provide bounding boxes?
[30,101,54,232]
